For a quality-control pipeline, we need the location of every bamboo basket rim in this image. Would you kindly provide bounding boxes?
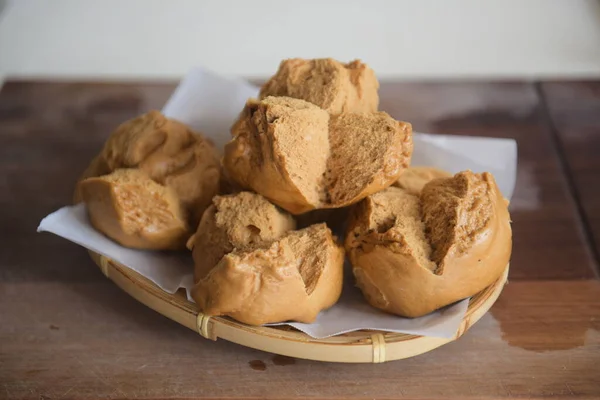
[90,251,508,363]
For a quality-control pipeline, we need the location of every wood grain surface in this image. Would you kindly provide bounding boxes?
[1,280,598,399]
[540,81,600,265]
[1,80,599,399]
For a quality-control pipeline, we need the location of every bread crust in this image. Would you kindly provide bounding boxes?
[192,223,344,325]
[224,97,413,214]
[346,171,512,317]
[76,111,221,250]
[394,166,452,195]
[259,58,379,115]
[189,192,344,325]
[188,191,297,281]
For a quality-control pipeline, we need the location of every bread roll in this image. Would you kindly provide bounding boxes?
[259,58,379,115]
[345,170,512,317]
[80,169,189,250]
[192,223,344,325]
[189,191,344,325]
[75,110,221,249]
[224,96,413,214]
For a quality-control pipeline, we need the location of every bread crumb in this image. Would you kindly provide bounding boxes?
[191,191,296,280]
[326,112,412,204]
[225,97,412,214]
[349,170,496,273]
[421,171,494,272]
[80,169,188,250]
[76,110,220,228]
[224,97,330,213]
[192,223,344,325]
[345,170,511,317]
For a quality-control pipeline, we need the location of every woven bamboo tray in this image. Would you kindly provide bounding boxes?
[90,251,508,363]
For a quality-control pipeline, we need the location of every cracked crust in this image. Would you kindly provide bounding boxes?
[188,191,297,281]
[189,192,344,326]
[192,223,344,325]
[345,171,512,317]
[259,58,379,115]
[75,111,221,249]
[224,97,412,214]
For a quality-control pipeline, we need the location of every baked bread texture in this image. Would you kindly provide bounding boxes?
[345,170,512,317]
[76,110,221,249]
[80,169,189,250]
[259,58,379,115]
[188,191,297,281]
[224,96,413,214]
[189,192,344,325]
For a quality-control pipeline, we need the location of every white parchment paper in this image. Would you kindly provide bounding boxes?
[38,67,517,339]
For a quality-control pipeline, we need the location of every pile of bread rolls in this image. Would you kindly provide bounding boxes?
[75,58,512,325]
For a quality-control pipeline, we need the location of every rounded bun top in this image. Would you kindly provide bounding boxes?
[259,58,379,115]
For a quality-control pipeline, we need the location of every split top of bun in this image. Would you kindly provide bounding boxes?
[188,191,297,281]
[259,58,379,115]
[189,191,344,325]
[346,170,512,317]
[193,223,344,325]
[76,110,221,228]
[224,96,413,214]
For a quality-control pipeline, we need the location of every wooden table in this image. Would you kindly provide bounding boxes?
[1,80,599,399]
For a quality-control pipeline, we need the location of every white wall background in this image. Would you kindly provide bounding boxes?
[1,0,600,80]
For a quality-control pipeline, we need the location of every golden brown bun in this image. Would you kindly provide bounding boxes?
[259,58,379,115]
[80,169,189,250]
[394,166,452,195]
[75,111,221,249]
[345,171,512,317]
[188,191,297,281]
[189,191,343,325]
[192,223,344,325]
[224,97,413,214]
